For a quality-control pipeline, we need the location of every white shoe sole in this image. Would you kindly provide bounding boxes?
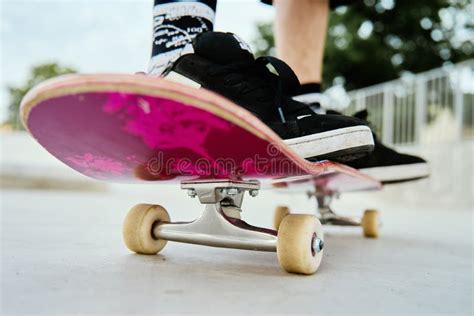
[284,126,374,159]
[359,162,430,183]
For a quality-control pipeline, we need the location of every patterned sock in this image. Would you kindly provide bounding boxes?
[149,0,217,75]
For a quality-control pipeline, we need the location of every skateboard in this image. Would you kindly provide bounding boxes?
[271,177,381,239]
[21,74,381,275]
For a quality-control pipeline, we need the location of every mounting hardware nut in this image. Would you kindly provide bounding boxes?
[249,190,259,197]
[187,189,197,198]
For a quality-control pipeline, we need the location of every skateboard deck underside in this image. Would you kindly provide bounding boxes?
[21,74,380,193]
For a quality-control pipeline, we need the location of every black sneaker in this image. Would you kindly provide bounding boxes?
[161,31,374,161]
[329,110,430,184]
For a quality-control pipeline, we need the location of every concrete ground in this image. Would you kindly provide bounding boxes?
[1,186,472,315]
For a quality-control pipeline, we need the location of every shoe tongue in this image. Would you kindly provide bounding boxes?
[193,32,255,65]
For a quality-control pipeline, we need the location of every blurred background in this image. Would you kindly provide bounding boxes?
[1,1,473,314]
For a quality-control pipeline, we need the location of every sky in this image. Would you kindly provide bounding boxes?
[0,0,275,122]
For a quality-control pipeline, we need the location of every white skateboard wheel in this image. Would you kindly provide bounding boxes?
[277,214,324,275]
[273,206,290,230]
[123,203,170,255]
[361,209,379,238]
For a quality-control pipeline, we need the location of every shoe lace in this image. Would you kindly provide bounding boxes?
[207,56,309,123]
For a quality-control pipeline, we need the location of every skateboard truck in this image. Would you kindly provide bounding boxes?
[273,189,380,238]
[311,190,380,237]
[311,192,361,227]
[153,180,278,251]
[123,179,325,274]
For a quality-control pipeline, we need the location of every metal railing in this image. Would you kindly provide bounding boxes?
[343,60,474,146]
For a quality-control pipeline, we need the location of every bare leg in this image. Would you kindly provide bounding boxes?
[273,0,329,85]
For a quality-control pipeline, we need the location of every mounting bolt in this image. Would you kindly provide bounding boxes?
[312,238,324,253]
[187,189,197,198]
[226,188,240,196]
[249,189,259,197]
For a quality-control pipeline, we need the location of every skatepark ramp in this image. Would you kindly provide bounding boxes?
[372,141,473,209]
[0,131,106,191]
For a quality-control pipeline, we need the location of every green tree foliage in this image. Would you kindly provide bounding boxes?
[253,0,473,90]
[7,63,77,129]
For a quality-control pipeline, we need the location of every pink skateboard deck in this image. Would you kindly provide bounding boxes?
[21,74,381,193]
